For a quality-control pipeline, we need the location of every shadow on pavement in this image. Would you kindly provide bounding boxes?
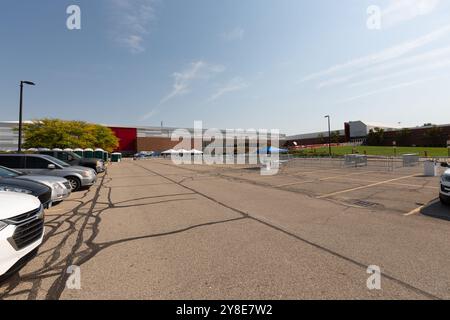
[421,200,450,221]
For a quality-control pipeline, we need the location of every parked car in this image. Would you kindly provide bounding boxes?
[0,175,52,208]
[0,192,44,280]
[37,150,105,173]
[133,151,154,160]
[0,154,97,192]
[439,165,450,205]
[0,166,71,205]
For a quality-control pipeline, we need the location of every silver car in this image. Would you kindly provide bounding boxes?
[0,154,97,191]
[0,166,71,204]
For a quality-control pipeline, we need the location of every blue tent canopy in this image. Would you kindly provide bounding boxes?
[257,146,288,154]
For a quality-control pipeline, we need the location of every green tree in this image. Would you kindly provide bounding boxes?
[317,133,325,144]
[366,127,385,146]
[396,128,411,147]
[331,131,341,143]
[22,119,119,152]
[424,126,446,147]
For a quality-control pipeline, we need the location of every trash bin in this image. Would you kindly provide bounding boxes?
[111,152,122,163]
[403,154,419,167]
[424,160,438,177]
[74,148,84,157]
[94,148,104,159]
[84,148,94,159]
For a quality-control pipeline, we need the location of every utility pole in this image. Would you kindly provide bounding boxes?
[325,115,331,157]
[18,81,36,152]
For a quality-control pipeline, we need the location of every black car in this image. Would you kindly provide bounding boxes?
[37,151,105,173]
[0,177,52,208]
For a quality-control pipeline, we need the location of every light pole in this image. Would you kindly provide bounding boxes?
[325,115,331,157]
[18,81,36,153]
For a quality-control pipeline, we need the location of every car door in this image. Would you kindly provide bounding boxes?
[23,156,54,175]
[0,155,25,171]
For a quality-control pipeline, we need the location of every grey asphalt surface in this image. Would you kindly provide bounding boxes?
[1,158,450,300]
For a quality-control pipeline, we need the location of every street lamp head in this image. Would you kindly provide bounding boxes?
[324,115,330,118]
[21,81,36,86]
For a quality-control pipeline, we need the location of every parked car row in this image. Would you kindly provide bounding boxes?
[0,152,104,280]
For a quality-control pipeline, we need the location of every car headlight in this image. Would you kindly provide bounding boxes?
[0,186,33,195]
[52,182,64,190]
[0,220,7,232]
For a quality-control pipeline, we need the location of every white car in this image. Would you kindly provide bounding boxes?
[0,192,44,279]
[440,168,450,205]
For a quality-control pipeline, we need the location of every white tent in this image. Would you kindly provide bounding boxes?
[178,149,191,154]
[190,149,203,154]
[162,149,176,154]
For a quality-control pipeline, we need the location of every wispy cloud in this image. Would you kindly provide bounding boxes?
[140,108,159,121]
[300,24,450,82]
[160,61,225,104]
[340,77,439,103]
[381,0,441,28]
[111,0,156,54]
[208,77,249,102]
[318,45,450,88]
[348,57,450,88]
[222,27,245,41]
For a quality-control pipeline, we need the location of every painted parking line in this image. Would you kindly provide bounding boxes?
[320,170,378,181]
[291,168,344,176]
[316,174,418,199]
[404,199,440,216]
[276,171,378,188]
[276,180,316,188]
[324,176,439,190]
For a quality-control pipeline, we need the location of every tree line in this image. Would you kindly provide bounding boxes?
[20,119,119,152]
[367,125,448,147]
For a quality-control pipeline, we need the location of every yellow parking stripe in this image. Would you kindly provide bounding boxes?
[316,174,418,199]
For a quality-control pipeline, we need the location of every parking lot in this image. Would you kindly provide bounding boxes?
[1,158,450,299]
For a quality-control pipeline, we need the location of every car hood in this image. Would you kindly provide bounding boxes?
[71,166,96,174]
[80,158,102,165]
[16,175,68,187]
[0,191,41,220]
[0,177,51,195]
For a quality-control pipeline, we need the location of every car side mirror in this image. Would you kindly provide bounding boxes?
[441,162,449,168]
[48,164,56,170]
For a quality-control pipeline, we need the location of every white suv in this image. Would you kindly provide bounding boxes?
[440,168,450,205]
[0,192,44,279]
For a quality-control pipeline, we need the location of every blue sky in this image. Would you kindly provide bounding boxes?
[1,0,450,135]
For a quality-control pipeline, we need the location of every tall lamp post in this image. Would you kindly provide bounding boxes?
[325,115,331,157]
[18,81,36,153]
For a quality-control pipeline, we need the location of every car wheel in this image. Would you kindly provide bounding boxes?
[440,196,449,205]
[66,176,81,192]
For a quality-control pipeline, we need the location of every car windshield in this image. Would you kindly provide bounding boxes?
[68,151,82,159]
[42,155,70,167]
[442,174,450,182]
[0,166,20,178]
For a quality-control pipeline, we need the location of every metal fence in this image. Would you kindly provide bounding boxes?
[284,155,403,172]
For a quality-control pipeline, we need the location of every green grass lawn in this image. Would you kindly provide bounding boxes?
[293,146,449,157]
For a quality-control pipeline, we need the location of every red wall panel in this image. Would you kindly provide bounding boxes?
[109,127,137,153]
